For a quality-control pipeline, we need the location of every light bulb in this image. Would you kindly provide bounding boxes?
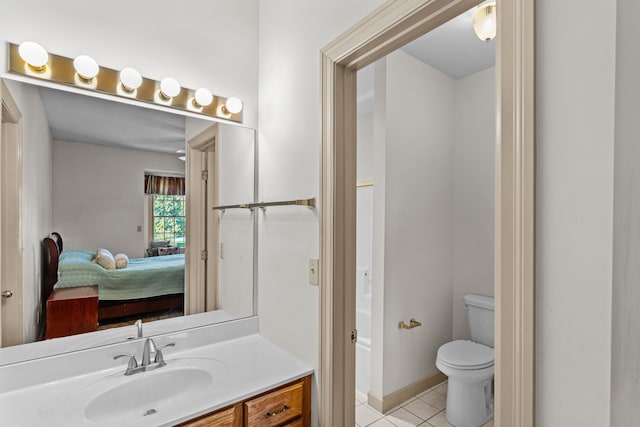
[18,41,48,71]
[473,2,497,42]
[73,55,99,80]
[224,97,243,114]
[193,88,213,107]
[160,77,181,99]
[120,67,142,91]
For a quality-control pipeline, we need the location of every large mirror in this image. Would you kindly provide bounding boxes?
[0,78,256,363]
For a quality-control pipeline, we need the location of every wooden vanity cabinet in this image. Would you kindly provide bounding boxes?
[179,403,242,427]
[177,375,311,427]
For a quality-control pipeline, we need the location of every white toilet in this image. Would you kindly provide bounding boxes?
[436,294,494,427]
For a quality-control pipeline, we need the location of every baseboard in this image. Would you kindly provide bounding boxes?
[367,371,447,414]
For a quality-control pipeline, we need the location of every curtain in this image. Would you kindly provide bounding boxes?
[144,175,185,196]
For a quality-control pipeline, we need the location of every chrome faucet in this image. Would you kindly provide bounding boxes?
[114,338,175,375]
[126,319,144,340]
[135,319,143,338]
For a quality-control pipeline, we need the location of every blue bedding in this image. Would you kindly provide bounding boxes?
[54,250,185,300]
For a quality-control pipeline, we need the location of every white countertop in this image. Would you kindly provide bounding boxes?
[0,333,313,426]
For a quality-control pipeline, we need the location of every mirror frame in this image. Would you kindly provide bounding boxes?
[0,78,258,363]
[319,0,534,426]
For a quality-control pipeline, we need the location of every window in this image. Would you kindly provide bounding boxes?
[152,194,186,248]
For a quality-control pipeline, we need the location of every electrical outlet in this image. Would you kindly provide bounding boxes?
[309,259,319,285]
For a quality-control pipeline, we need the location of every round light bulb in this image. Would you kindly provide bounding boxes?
[194,88,213,107]
[224,97,243,114]
[473,2,497,42]
[120,67,142,91]
[73,55,99,80]
[160,77,181,99]
[18,41,48,71]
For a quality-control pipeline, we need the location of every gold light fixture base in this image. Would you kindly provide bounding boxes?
[7,43,243,123]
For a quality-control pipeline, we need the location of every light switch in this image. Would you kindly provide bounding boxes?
[136,225,142,232]
[309,259,319,285]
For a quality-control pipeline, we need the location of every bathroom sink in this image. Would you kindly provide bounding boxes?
[59,357,226,425]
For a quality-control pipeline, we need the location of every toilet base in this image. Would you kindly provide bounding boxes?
[444,374,493,427]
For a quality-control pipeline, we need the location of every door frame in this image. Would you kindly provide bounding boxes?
[0,79,24,347]
[319,0,535,426]
[185,124,219,315]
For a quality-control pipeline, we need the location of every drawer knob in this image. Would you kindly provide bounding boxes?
[265,404,290,418]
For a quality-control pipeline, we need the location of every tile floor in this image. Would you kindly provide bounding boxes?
[355,381,494,427]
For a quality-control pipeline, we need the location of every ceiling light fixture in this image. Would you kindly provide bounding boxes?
[473,2,497,42]
[18,41,49,71]
[8,42,243,122]
[73,55,99,81]
[120,67,143,92]
[223,97,243,114]
[193,88,213,107]
[160,77,181,99]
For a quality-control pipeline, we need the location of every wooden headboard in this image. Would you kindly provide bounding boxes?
[42,232,63,303]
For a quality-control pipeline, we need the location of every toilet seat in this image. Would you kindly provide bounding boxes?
[437,340,494,370]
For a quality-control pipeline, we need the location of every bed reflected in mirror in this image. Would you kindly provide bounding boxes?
[0,79,256,359]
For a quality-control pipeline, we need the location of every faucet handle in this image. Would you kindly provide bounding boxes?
[153,342,176,366]
[114,353,138,374]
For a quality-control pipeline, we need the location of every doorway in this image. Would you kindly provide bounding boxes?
[318,0,535,426]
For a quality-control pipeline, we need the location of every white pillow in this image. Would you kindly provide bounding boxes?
[150,239,171,248]
[114,253,129,269]
[95,248,116,270]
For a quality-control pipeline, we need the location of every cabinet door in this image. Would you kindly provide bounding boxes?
[178,404,241,427]
[282,419,304,427]
[244,380,304,426]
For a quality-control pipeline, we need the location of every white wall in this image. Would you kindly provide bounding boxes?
[53,140,185,257]
[3,80,53,343]
[0,0,259,129]
[217,125,256,319]
[378,50,455,396]
[357,112,375,181]
[451,67,495,340]
[536,0,616,425]
[258,0,385,375]
[611,0,640,424]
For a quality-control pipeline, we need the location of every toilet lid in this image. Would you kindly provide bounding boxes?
[437,340,494,370]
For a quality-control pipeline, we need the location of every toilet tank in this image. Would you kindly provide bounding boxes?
[464,294,495,347]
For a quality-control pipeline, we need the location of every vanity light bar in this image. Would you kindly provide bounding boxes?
[7,42,243,123]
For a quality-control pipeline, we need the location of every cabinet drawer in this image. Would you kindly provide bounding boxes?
[177,404,241,427]
[244,380,304,426]
[282,419,304,427]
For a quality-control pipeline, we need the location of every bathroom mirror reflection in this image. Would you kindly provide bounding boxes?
[0,78,256,362]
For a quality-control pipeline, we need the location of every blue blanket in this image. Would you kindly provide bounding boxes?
[54,250,185,300]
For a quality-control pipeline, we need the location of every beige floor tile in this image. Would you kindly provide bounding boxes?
[425,411,454,427]
[434,382,448,396]
[403,399,440,421]
[385,407,424,427]
[356,404,383,427]
[418,390,446,410]
[370,418,397,427]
